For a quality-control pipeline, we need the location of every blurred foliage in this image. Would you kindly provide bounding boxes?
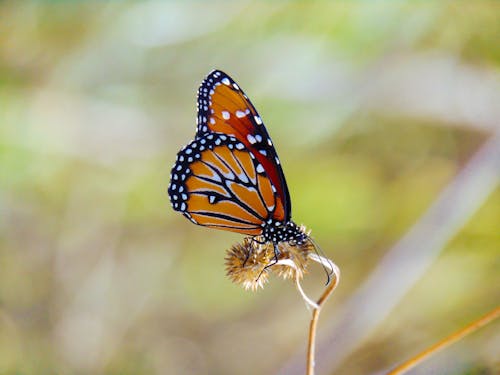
[0,1,499,374]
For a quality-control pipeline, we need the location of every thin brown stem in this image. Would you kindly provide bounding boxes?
[306,268,340,375]
[307,308,320,375]
[387,306,500,375]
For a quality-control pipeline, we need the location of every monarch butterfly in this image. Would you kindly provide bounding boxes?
[168,70,309,264]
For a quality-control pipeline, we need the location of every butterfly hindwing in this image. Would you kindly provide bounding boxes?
[168,133,285,236]
[196,70,291,222]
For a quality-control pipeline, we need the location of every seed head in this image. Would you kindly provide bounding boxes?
[225,225,315,290]
[225,238,272,291]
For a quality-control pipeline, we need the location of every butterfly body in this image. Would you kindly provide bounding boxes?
[168,70,306,247]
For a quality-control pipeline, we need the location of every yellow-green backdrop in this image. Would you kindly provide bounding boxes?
[1,1,499,374]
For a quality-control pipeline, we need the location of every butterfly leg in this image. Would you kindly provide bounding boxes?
[242,237,255,268]
[270,242,280,266]
[256,242,281,281]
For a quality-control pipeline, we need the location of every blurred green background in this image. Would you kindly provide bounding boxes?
[1,1,499,374]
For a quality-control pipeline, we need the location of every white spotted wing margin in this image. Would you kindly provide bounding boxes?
[168,133,281,235]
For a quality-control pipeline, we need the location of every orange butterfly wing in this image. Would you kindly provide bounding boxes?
[196,70,291,222]
[168,134,285,236]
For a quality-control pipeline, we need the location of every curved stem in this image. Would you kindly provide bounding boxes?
[387,306,500,375]
[306,256,340,375]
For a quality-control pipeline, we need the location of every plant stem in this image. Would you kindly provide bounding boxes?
[387,306,500,375]
[306,269,340,375]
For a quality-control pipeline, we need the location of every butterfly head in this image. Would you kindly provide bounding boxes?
[262,219,308,245]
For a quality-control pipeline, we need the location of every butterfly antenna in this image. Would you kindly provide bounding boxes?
[308,236,334,286]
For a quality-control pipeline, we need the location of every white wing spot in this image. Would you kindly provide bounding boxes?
[210,117,216,124]
[236,143,245,150]
[247,134,257,144]
[208,195,216,204]
[256,164,264,173]
[222,78,230,85]
[254,116,263,125]
[259,150,267,156]
[222,111,230,120]
[236,110,246,118]
[255,135,262,143]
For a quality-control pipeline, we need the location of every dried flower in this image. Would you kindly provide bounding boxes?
[225,237,272,291]
[225,225,317,290]
[225,225,340,375]
[272,238,314,280]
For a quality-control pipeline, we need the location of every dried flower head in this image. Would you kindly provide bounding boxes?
[225,237,273,290]
[225,225,316,290]
[272,239,315,280]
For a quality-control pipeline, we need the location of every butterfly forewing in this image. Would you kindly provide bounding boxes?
[196,70,291,222]
[168,134,284,236]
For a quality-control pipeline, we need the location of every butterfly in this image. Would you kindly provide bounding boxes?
[168,70,308,260]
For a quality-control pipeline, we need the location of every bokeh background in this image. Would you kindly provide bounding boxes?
[1,1,499,374]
